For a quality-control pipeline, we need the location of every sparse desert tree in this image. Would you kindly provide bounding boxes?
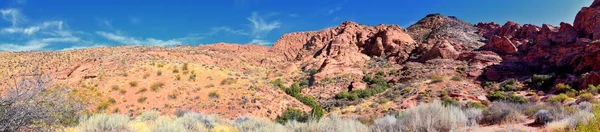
[0,71,86,131]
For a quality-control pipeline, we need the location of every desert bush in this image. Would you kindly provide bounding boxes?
[529,74,554,90]
[466,101,487,109]
[547,94,574,104]
[137,110,160,122]
[221,78,238,85]
[129,81,138,87]
[586,84,600,95]
[555,83,576,94]
[153,117,186,132]
[276,108,308,124]
[182,63,189,71]
[151,82,165,91]
[235,116,288,132]
[270,78,284,89]
[370,100,469,132]
[464,108,483,127]
[580,93,597,103]
[76,114,130,132]
[208,91,220,99]
[481,101,526,125]
[174,113,208,131]
[486,91,528,104]
[157,70,162,76]
[430,74,444,83]
[534,110,552,125]
[576,105,600,132]
[285,115,368,132]
[137,96,148,103]
[441,98,460,107]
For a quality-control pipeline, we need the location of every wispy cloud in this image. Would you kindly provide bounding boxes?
[1,21,63,35]
[0,37,80,51]
[60,44,107,51]
[96,31,202,46]
[247,12,281,38]
[327,6,342,15]
[248,39,271,45]
[208,26,249,36]
[0,8,26,27]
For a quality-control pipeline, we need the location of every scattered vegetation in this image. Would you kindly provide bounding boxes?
[555,83,576,94]
[209,91,220,99]
[486,91,528,104]
[150,82,164,92]
[137,96,148,103]
[430,74,444,83]
[220,78,237,85]
[528,74,554,90]
[129,81,138,87]
[335,74,390,100]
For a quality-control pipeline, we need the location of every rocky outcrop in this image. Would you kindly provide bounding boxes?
[273,21,417,81]
[420,40,460,61]
[477,0,600,88]
[574,0,600,40]
[482,35,518,54]
[408,14,486,56]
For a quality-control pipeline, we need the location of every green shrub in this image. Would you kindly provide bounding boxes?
[529,74,554,90]
[547,94,571,104]
[587,84,600,95]
[442,98,460,107]
[486,91,528,104]
[271,78,284,89]
[555,83,576,94]
[501,78,521,91]
[310,107,325,120]
[299,78,310,87]
[466,101,487,109]
[157,70,162,76]
[275,108,308,124]
[580,93,596,102]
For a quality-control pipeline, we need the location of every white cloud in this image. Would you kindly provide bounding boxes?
[96,31,202,46]
[1,20,63,35]
[0,8,25,27]
[208,26,249,36]
[248,39,271,45]
[327,6,342,15]
[61,44,107,51]
[247,12,281,38]
[0,37,80,51]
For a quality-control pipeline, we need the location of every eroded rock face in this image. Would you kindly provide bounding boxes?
[408,14,486,56]
[574,0,600,40]
[272,21,416,81]
[420,40,460,61]
[482,35,518,54]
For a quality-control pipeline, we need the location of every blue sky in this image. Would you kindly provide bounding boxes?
[0,0,593,51]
